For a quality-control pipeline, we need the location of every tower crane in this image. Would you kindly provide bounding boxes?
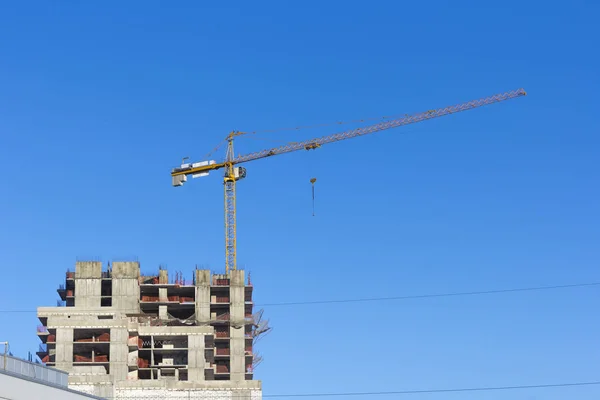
[171,88,526,274]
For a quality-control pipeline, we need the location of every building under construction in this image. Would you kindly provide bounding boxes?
[36,261,269,399]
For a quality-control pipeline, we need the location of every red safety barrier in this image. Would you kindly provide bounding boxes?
[216,348,230,356]
[216,364,229,373]
[216,329,229,338]
[97,333,110,342]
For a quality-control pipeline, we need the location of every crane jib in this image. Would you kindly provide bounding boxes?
[232,88,526,165]
[171,88,525,176]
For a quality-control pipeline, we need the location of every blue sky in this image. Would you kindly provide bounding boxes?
[1,0,599,398]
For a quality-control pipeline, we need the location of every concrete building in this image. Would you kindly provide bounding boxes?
[0,351,103,400]
[36,261,265,399]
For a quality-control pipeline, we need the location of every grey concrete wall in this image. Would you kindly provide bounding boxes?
[71,366,107,375]
[75,262,102,308]
[229,270,245,381]
[111,262,139,279]
[187,334,206,382]
[112,262,140,314]
[109,327,129,380]
[136,326,213,336]
[55,327,74,371]
[109,379,263,398]
[68,382,115,399]
[45,315,124,328]
[75,261,102,279]
[114,387,258,399]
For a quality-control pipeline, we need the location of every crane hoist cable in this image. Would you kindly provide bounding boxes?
[171,88,527,274]
[310,178,317,217]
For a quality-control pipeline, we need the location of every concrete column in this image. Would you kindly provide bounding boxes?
[187,334,205,381]
[195,270,211,324]
[109,328,128,379]
[229,269,245,381]
[127,350,138,380]
[111,262,140,314]
[74,261,102,308]
[159,305,168,320]
[159,288,168,302]
[159,270,168,284]
[55,328,73,371]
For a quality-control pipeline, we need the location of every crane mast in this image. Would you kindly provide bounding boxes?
[172,89,526,274]
[223,132,244,275]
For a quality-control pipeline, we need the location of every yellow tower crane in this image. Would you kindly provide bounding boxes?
[171,88,527,274]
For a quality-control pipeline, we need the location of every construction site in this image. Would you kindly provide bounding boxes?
[4,1,597,399]
[36,261,269,399]
[28,88,527,400]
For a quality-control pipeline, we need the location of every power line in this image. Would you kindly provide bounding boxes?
[261,381,600,397]
[0,282,597,314]
[257,281,600,307]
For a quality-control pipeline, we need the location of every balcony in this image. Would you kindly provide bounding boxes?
[37,326,56,344]
[57,286,74,301]
[36,344,49,360]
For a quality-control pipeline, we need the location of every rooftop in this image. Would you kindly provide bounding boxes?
[0,352,68,387]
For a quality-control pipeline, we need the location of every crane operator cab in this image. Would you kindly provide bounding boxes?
[231,166,247,181]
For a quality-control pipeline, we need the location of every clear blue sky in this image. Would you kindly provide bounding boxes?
[1,1,599,398]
